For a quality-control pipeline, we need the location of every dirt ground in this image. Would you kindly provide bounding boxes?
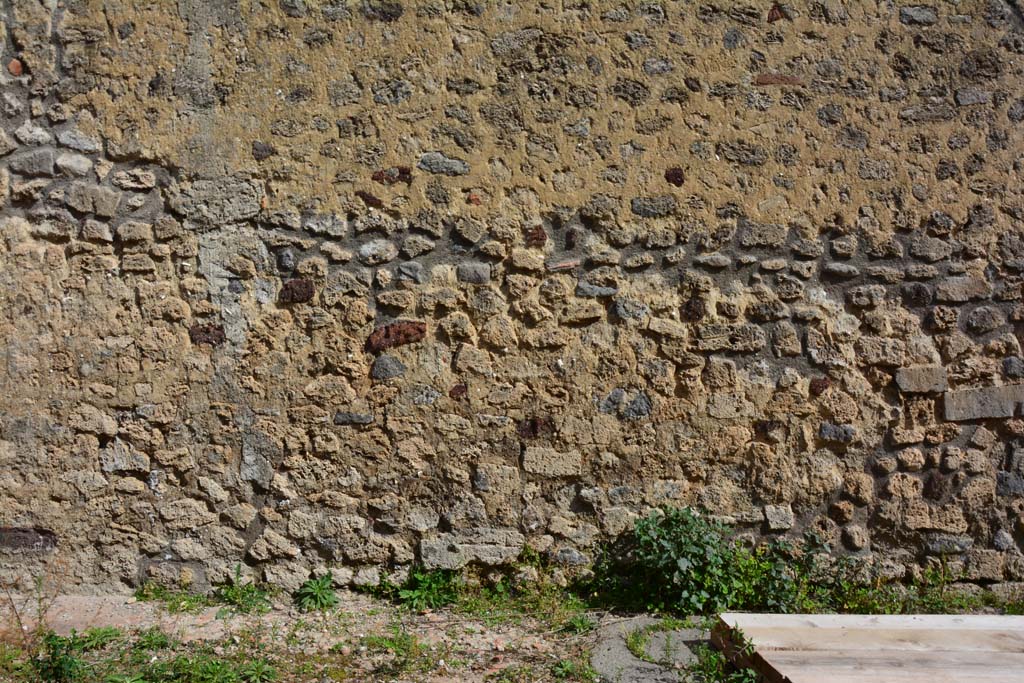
[0,591,700,682]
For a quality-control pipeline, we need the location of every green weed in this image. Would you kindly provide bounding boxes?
[550,657,598,682]
[238,658,277,683]
[215,567,272,616]
[75,627,122,652]
[688,643,761,683]
[398,569,461,612]
[362,623,445,675]
[294,575,338,612]
[133,627,175,652]
[31,632,86,683]
[134,582,213,614]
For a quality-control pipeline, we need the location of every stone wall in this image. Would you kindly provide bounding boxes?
[1,0,1023,592]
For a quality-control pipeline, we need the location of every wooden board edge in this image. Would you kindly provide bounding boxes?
[712,614,790,683]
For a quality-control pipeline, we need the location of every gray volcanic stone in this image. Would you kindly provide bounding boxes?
[630,195,677,217]
[966,306,1005,333]
[371,355,406,380]
[820,422,856,443]
[1004,357,1024,379]
[899,6,938,25]
[372,79,412,105]
[358,239,398,265]
[57,128,102,152]
[456,262,491,284]
[823,263,860,279]
[333,411,374,425]
[418,151,470,175]
[576,281,618,298]
[397,262,426,283]
[925,534,974,555]
[9,148,55,176]
[612,298,649,320]
[622,393,652,420]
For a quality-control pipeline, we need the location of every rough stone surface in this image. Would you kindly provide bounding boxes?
[896,366,948,394]
[1,1,1023,593]
[945,386,1024,422]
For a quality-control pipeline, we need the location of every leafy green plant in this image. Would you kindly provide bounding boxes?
[31,632,86,683]
[215,567,272,616]
[629,507,798,614]
[560,613,595,634]
[294,574,338,612]
[398,569,460,611]
[239,658,277,683]
[75,626,122,652]
[363,624,443,675]
[133,627,175,652]
[550,657,598,681]
[688,643,761,683]
[134,582,213,614]
[168,653,240,683]
[105,675,146,683]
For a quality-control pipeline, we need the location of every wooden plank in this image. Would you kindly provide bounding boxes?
[720,612,1024,631]
[729,625,1024,653]
[716,613,1024,683]
[766,650,1024,683]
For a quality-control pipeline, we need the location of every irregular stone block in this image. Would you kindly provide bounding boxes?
[371,355,406,380]
[189,323,226,346]
[333,411,374,425]
[895,366,948,393]
[366,320,427,353]
[944,384,1024,421]
[417,151,469,175]
[820,422,856,444]
[9,148,54,176]
[935,276,992,303]
[169,177,262,227]
[523,446,582,477]
[738,217,787,248]
[420,528,526,569]
[899,5,937,25]
[630,195,677,218]
[694,323,766,353]
[278,278,315,304]
[764,504,794,531]
[456,262,491,284]
[0,527,57,552]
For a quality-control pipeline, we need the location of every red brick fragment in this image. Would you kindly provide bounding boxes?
[189,323,226,346]
[279,278,315,304]
[7,59,22,76]
[366,320,427,353]
[524,224,547,247]
[664,167,685,187]
[754,73,804,87]
[517,416,553,440]
[371,166,412,185]
[355,190,384,208]
[449,383,468,399]
[810,376,832,396]
[767,3,788,22]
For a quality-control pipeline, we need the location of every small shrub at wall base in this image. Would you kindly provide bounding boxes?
[586,506,1019,618]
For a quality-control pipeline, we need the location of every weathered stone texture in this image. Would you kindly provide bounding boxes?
[1,1,1024,592]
